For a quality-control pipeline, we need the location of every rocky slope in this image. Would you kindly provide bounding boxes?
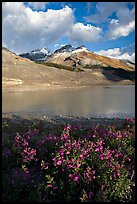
[46,45,134,71]
[2,47,135,90]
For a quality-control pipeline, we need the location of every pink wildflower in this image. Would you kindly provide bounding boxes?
[80,154,84,159]
[69,174,73,178]
[117,172,120,177]
[100,154,104,160]
[115,154,119,158]
[67,164,73,169]
[95,148,100,152]
[57,160,62,165]
[47,184,53,188]
[71,158,75,162]
[99,146,103,150]
[77,163,81,168]
[66,151,70,155]
[74,176,79,182]
[53,158,57,162]
[92,170,95,175]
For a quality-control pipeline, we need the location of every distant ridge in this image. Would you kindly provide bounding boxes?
[19,44,134,71]
[20,47,51,61]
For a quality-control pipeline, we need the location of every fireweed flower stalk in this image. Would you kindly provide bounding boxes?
[44,122,133,201]
[50,126,98,198]
[13,131,38,165]
[4,118,134,202]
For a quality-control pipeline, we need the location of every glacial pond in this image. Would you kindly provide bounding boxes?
[2,85,135,118]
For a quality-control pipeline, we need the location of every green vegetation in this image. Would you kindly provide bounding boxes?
[35,61,84,72]
[84,64,104,69]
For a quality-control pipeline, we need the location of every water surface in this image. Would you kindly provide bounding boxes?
[2,85,135,118]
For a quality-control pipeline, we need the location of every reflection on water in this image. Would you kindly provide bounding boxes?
[2,85,135,118]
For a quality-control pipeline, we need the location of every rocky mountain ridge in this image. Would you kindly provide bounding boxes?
[19,44,135,71]
[47,45,134,71]
[20,47,51,61]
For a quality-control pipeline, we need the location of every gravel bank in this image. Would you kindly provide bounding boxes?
[2,112,125,129]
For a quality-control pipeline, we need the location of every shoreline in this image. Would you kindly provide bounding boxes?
[2,81,135,93]
[2,112,133,146]
[2,112,127,129]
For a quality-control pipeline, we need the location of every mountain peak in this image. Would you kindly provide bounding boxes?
[76,45,86,49]
[54,44,89,54]
[54,44,75,53]
[72,45,89,53]
[19,47,51,61]
[40,47,50,54]
[31,47,50,54]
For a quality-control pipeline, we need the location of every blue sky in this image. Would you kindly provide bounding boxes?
[2,2,135,61]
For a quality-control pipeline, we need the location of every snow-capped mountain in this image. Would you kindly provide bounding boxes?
[19,47,51,61]
[47,44,134,70]
[54,44,89,54]
[54,44,76,53]
[19,44,134,71]
[72,45,90,53]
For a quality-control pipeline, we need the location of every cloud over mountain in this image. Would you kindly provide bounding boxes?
[95,45,135,63]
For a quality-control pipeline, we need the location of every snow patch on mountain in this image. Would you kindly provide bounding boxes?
[53,44,90,55]
[40,47,50,54]
[72,46,90,53]
[19,47,51,61]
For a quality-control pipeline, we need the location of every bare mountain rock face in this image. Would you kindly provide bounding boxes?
[46,45,134,71]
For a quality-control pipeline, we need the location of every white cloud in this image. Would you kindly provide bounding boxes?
[2,3,74,53]
[54,44,59,47]
[27,2,48,10]
[107,7,135,39]
[85,2,128,23]
[2,2,102,53]
[107,21,135,40]
[86,2,93,14]
[85,2,135,40]
[96,48,121,57]
[110,19,119,25]
[116,7,135,25]
[68,23,102,43]
[95,48,135,63]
